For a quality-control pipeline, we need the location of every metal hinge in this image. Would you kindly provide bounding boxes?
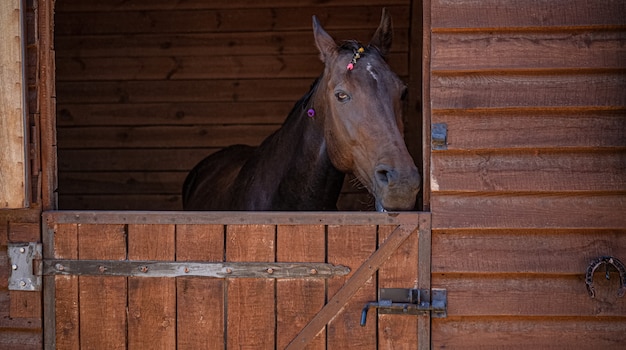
[8,242,42,291]
[360,288,447,326]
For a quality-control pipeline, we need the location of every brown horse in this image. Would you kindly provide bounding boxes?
[183,9,420,211]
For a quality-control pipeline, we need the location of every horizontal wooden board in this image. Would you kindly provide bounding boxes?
[432,317,626,349]
[58,171,185,194]
[432,30,626,70]
[431,193,626,229]
[58,149,217,171]
[57,0,408,12]
[56,53,408,81]
[431,71,626,109]
[56,79,316,104]
[56,101,294,126]
[432,229,626,274]
[432,274,626,317]
[431,109,626,150]
[431,0,626,29]
[431,150,626,192]
[57,125,279,149]
[58,191,373,211]
[54,29,410,58]
[55,6,410,35]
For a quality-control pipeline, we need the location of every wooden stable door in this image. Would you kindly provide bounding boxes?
[42,211,434,349]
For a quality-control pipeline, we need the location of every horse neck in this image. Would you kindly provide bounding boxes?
[252,83,345,210]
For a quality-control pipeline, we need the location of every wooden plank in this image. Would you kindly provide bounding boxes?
[431,71,626,110]
[78,224,127,350]
[432,30,626,71]
[58,194,182,211]
[226,224,275,349]
[57,125,279,149]
[55,53,408,81]
[276,224,326,350]
[432,150,626,192]
[433,274,626,317]
[55,6,410,35]
[431,109,626,150]
[432,229,626,274]
[431,0,626,29]
[431,193,626,229]
[127,224,176,350]
[56,79,314,104]
[176,224,225,350]
[377,225,419,348]
[326,225,378,349]
[58,171,186,194]
[58,149,216,171]
[55,101,292,126]
[54,29,410,58]
[432,317,626,349]
[53,224,79,350]
[0,0,27,208]
[57,0,408,12]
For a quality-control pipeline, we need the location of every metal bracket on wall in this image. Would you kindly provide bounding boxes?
[360,288,447,326]
[431,123,448,150]
[8,242,42,291]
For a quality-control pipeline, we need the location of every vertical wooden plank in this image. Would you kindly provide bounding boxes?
[226,224,275,349]
[378,224,419,348]
[78,224,127,350]
[327,225,377,349]
[54,223,79,350]
[276,224,326,350]
[0,0,28,208]
[128,224,176,350]
[176,224,225,350]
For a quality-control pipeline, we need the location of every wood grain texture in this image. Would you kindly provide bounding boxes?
[226,224,275,349]
[53,224,79,350]
[432,274,626,317]
[377,225,419,348]
[276,225,326,350]
[326,225,378,349]
[0,0,27,208]
[431,0,626,29]
[432,229,626,274]
[176,224,225,350]
[431,193,626,229]
[432,317,626,349]
[432,30,626,71]
[421,109,626,151]
[78,224,127,350]
[127,224,176,350]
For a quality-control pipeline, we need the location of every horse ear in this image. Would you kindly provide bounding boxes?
[369,8,393,57]
[312,15,336,62]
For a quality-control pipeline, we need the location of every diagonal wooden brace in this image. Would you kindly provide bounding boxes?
[285,223,418,350]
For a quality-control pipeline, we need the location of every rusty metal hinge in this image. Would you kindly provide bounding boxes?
[360,288,447,326]
[8,242,42,291]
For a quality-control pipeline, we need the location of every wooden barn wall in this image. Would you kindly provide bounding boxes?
[427,0,626,348]
[53,0,419,211]
[0,0,56,347]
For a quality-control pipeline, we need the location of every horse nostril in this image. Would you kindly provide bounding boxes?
[375,166,395,186]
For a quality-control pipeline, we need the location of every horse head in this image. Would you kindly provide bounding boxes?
[311,9,421,211]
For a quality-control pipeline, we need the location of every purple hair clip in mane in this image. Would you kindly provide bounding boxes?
[347,47,365,71]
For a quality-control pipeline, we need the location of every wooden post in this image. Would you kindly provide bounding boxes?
[0,0,28,208]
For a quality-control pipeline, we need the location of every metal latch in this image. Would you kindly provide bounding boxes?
[360,288,447,326]
[8,242,42,291]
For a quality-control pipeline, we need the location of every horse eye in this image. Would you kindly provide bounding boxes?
[335,91,350,102]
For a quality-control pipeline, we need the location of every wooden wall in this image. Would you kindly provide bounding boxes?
[54,0,418,210]
[427,0,626,347]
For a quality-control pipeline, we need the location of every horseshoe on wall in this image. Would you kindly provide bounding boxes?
[585,256,626,298]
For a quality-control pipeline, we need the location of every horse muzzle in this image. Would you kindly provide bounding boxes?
[373,164,421,211]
